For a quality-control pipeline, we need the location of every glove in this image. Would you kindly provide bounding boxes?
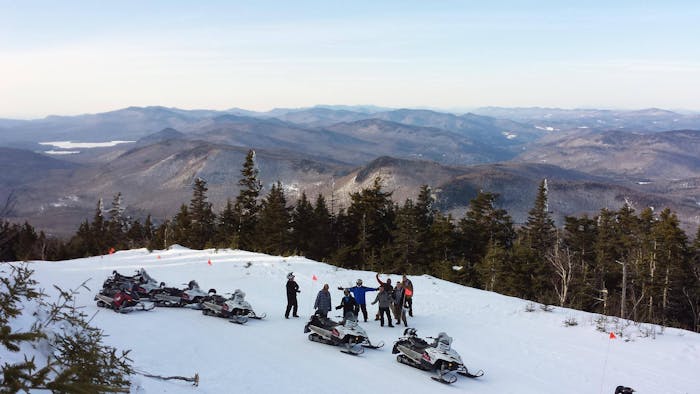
[335,305,342,310]
[337,287,343,290]
[297,290,301,293]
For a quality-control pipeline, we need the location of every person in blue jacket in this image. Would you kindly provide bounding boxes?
[338,279,378,322]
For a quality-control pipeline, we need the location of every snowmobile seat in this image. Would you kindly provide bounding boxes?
[310,314,337,329]
[409,337,430,350]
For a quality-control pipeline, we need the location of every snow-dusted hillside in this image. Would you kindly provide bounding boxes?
[9,247,700,393]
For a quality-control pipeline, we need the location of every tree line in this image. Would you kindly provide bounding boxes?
[2,150,699,332]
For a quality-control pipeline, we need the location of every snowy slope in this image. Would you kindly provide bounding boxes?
[9,246,700,394]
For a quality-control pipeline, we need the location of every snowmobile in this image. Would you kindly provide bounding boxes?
[200,289,266,324]
[150,280,212,308]
[304,312,384,355]
[102,268,160,299]
[392,328,483,384]
[95,286,155,313]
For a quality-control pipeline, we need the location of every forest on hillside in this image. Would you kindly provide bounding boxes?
[2,150,699,332]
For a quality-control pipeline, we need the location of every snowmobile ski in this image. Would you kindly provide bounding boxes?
[340,343,365,356]
[228,315,249,324]
[361,340,384,349]
[431,373,458,384]
[457,367,484,378]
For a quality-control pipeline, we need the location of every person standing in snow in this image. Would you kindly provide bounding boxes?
[401,274,414,317]
[314,283,332,318]
[285,272,300,319]
[374,273,393,320]
[336,289,359,324]
[393,281,408,327]
[370,285,394,327]
[338,279,377,322]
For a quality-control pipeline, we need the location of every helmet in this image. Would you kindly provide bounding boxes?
[356,279,363,286]
[287,272,294,280]
[344,289,350,296]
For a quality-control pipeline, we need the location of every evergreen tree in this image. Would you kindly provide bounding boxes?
[426,212,457,281]
[521,180,557,257]
[593,208,617,314]
[458,191,515,287]
[255,181,290,255]
[217,199,237,248]
[387,199,421,274]
[170,204,191,247]
[107,192,128,249]
[234,150,262,250]
[14,222,39,261]
[1,263,132,392]
[89,198,108,255]
[290,192,315,256]
[515,180,556,303]
[651,208,689,325]
[339,177,395,269]
[188,177,215,249]
[309,194,333,261]
[477,240,509,292]
[562,214,597,310]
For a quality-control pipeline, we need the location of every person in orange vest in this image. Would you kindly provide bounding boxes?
[401,274,414,317]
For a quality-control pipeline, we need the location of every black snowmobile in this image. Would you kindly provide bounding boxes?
[102,268,160,299]
[392,328,483,384]
[149,280,213,308]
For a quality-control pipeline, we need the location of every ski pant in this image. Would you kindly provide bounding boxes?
[377,307,392,326]
[285,297,298,318]
[357,304,369,321]
[405,296,413,316]
[393,304,407,326]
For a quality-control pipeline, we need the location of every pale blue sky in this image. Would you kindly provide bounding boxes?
[1,1,699,118]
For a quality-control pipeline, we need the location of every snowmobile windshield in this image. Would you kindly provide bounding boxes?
[140,269,156,284]
[436,333,453,351]
[233,290,245,301]
[343,312,358,327]
[188,280,200,290]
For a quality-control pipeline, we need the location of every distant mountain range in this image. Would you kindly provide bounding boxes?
[1,105,698,237]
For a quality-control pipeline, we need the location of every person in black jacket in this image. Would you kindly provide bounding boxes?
[336,289,359,324]
[285,272,300,318]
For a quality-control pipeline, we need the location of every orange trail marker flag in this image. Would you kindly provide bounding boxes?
[108,247,115,255]
[609,332,616,339]
[208,259,212,266]
[312,274,317,281]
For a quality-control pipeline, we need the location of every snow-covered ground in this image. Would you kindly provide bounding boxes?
[8,246,700,393]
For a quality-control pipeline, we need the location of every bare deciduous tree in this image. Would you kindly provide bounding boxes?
[547,233,574,307]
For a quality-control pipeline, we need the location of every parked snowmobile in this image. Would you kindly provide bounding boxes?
[201,289,266,324]
[102,268,160,299]
[95,286,155,313]
[392,329,483,384]
[150,280,212,308]
[304,312,384,355]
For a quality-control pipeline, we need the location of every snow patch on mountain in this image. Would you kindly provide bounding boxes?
[39,140,135,149]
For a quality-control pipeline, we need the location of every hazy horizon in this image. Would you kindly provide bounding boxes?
[2,1,699,118]
[2,103,700,122]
